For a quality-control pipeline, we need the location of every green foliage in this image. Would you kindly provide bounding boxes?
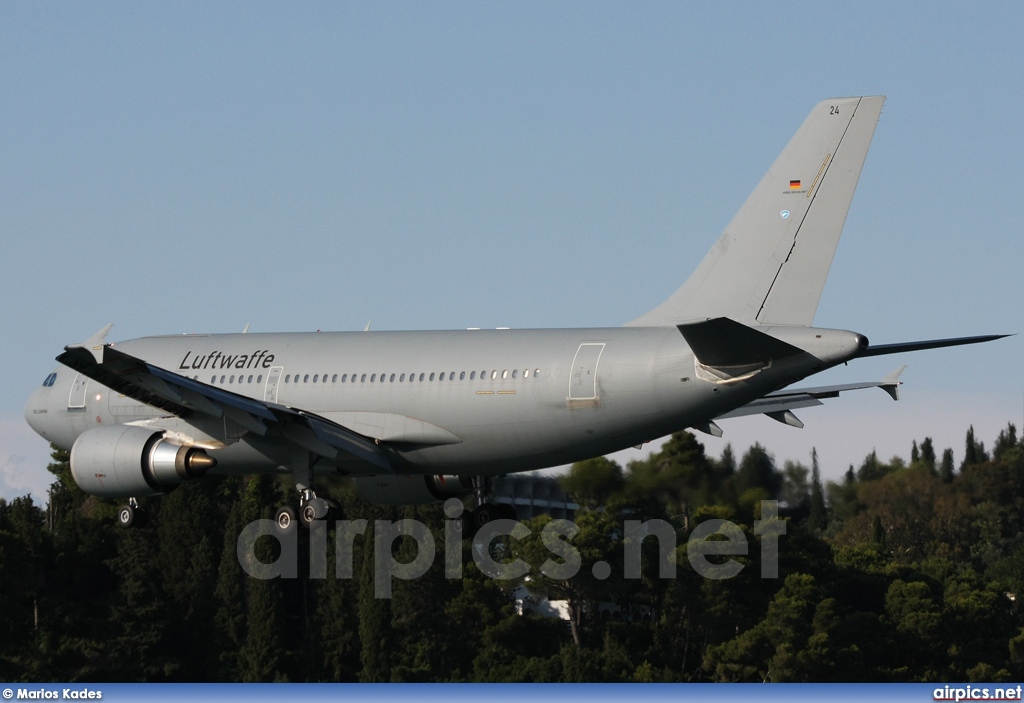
[3,424,1024,682]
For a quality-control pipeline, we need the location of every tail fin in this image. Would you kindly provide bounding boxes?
[627,96,885,328]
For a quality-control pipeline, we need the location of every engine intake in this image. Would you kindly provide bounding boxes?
[70,424,216,498]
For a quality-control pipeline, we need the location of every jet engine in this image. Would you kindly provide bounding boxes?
[354,474,473,505]
[69,424,216,499]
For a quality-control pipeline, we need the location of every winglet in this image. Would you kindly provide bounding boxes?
[64,323,114,364]
[879,365,906,401]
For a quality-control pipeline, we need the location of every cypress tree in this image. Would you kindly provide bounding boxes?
[940,448,956,483]
[921,437,937,474]
[808,449,827,532]
[358,518,392,682]
[237,508,288,682]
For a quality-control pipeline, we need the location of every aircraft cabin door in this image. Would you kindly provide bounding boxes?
[68,373,88,409]
[264,366,283,403]
[569,343,605,401]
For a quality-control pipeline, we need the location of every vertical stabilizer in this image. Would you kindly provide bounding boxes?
[627,96,884,327]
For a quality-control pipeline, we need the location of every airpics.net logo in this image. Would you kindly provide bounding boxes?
[934,685,1023,701]
[235,499,787,598]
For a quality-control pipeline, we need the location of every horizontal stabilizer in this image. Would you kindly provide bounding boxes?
[716,366,906,422]
[857,334,1011,358]
[678,317,804,367]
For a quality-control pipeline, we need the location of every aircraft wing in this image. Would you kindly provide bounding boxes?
[714,367,906,427]
[56,344,393,473]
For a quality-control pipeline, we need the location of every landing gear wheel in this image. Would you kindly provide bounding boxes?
[275,505,297,534]
[117,504,136,529]
[326,499,341,519]
[299,497,331,528]
[457,513,477,541]
[473,502,500,529]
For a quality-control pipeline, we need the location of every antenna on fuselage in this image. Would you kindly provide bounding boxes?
[364,321,372,332]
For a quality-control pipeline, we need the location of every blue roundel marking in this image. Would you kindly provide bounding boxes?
[780,210,790,219]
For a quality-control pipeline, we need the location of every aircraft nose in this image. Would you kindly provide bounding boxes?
[24,384,49,439]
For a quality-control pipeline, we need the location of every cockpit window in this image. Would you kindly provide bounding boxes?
[42,373,57,387]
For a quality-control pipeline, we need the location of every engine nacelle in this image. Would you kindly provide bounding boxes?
[354,474,473,505]
[70,424,216,499]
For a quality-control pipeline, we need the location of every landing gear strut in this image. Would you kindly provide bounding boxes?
[463,476,517,535]
[275,447,337,533]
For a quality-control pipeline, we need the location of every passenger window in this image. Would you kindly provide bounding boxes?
[258,375,263,383]
[361,374,367,382]
[491,370,497,380]
[211,375,217,383]
[439,372,445,381]
[342,374,347,382]
[400,373,406,382]
[512,369,518,379]
[390,373,396,382]
[502,370,508,379]
[470,371,476,380]
[332,374,338,382]
[248,375,253,383]
[419,373,425,381]
[303,374,309,383]
[460,371,465,380]
[371,374,376,382]
[429,373,435,381]
[313,374,318,383]
[220,375,226,383]
[535,369,541,377]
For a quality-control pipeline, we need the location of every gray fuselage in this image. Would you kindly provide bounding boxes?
[25,325,852,479]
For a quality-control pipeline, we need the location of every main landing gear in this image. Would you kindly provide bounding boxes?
[275,448,338,534]
[117,497,144,529]
[274,491,338,533]
[460,476,516,538]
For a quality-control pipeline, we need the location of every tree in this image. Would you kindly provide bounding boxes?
[512,510,621,648]
[920,437,937,474]
[560,457,624,510]
[808,449,827,532]
[359,513,393,682]
[940,449,956,483]
[993,423,1020,463]
[780,461,810,510]
[237,509,288,682]
[962,425,989,471]
[734,443,781,515]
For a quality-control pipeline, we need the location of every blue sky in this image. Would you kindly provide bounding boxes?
[1,2,1021,501]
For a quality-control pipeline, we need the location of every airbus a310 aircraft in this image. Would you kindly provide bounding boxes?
[24,95,1005,530]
